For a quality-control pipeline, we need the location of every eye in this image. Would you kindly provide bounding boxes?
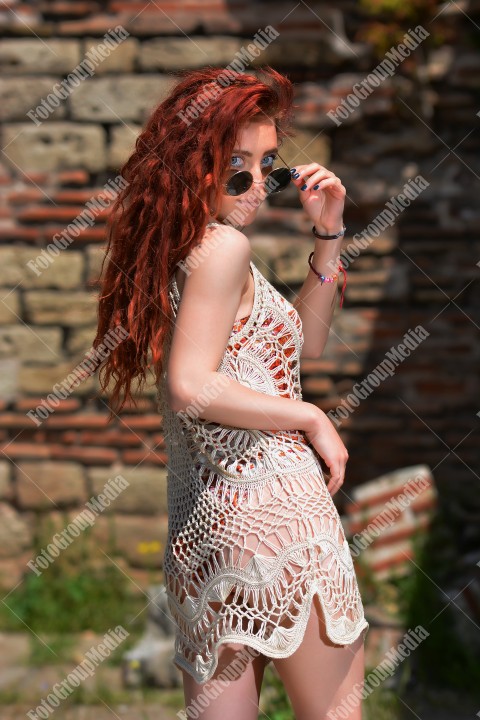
[261,154,278,174]
[262,153,277,167]
[230,156,243,168]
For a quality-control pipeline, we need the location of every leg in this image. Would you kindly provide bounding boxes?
[181,641,269,720]
[272,594,366,720]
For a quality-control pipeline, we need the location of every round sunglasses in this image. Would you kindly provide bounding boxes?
[223,151,292,196]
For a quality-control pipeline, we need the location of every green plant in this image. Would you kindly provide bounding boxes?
[395,508,480,694]
[0,516,146,635]
[29,632,76,666]
[357,0,445,57]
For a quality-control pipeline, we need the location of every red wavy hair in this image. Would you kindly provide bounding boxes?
[92,65,296,421]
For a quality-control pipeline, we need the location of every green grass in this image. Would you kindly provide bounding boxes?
[0,515,153,682]
[0,518,150,637]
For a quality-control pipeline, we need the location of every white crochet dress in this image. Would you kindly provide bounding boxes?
[156,223,369,684]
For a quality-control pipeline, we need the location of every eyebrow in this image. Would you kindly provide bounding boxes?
[232,148,279,156]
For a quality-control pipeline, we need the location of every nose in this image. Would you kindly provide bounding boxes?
[250,164,267,185]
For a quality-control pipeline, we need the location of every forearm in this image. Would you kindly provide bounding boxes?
[168,371,320,433]
[293,222,344,358]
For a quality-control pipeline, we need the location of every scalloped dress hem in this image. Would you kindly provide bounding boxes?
[170,579,370,685]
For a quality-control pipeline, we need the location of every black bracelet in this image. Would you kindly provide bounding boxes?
[312,223,346,240]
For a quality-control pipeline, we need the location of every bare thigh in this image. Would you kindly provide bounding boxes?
[272,594,366,720]
[181,640,269,720]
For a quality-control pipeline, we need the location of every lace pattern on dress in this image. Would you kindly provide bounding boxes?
[156,226,369,684]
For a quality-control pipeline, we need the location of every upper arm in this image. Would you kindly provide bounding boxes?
[166,225,251,411]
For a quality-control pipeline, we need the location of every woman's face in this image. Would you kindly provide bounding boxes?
[209,118,280,228]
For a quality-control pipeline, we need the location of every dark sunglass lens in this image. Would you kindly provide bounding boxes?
[225,171,252,196]
[265,167,292,194]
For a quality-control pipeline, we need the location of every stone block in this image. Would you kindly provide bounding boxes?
[16,461,87,510]
[83,36,138,73]
[0,326,62,363]
[0,247,83,289]
[0,38,81,74]
[0,550,36,590]
[85,245,106,286]
[18,361,96,395]
[87,466,168,515]
[1,123,106,173]
[0,77,67,121]
[0,358,18,402]
[107,123,141,170]
[0,502,33,557]
[0,291,21,324]
[69,75,175,123]
[0,461,12,501]
[139,36,244,70]
[66,325,98,356]
[24,290,97,326]
[91,514,168,568]
[279,129,330,169]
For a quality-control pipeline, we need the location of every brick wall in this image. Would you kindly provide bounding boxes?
[0,0,478,590]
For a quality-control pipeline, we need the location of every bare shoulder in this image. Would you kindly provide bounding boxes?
[187,224,251,277]
[202,223,250,262]
[181,224,251,296]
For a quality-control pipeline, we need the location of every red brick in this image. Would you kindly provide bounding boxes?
[17,206,109,224]
[300,359,336,375]
[0,227,40,242]
[49,445,117,464]
[6,190,45,205]
[44,225,107,244]
[43,414,110,429]
[23,173,50,185]
[14,398,81,413]
[0,414,42,429]
[40,1,100,17]
[57,170,90,186]
[119,396,154,413]
[301,377,333,395]
[71,431,144,447]
[414,381,465,395]
[121,449,167,465]
[120,415,163,431]
[344,479,435,514]
[52,189,114,204]
[370,547,414,574]
[0,443,51,459]
[58,16,134,35]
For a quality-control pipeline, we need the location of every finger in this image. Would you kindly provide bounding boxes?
[296,172,336,191]
[325,462,341,494]
[291,169,334,187]
[290,164,331,183]
[327,475,340,497]
[329,458,346,496]
[308,177,345,194]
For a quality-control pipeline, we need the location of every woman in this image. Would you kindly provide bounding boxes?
[94,65,369,719]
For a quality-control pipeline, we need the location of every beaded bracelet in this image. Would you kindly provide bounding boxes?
[308,252,347,309]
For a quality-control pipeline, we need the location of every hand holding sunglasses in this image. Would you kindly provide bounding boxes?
[223,152,346,237]
[289,161,346,236]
